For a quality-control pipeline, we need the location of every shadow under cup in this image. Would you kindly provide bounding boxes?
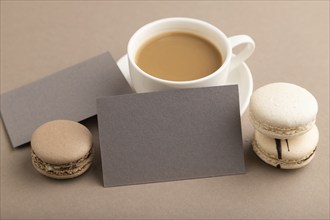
[127,18,234,92]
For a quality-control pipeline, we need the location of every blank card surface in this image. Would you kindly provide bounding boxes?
[97,85,245,187]
[1,52,132,147]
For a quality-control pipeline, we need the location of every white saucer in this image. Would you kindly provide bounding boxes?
[117,55,253,115]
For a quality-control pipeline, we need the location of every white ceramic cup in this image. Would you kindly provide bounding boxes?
[128,17,255,93]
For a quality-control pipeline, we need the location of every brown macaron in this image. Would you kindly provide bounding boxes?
[31,120,93,179]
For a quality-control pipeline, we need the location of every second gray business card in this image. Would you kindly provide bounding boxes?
[97,85,245,187]
[1,52,132,147]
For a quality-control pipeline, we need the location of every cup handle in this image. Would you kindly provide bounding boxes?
[228,35,255,72]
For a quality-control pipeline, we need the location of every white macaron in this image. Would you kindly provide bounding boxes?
[249,83,318,139]
[252,125,318,169]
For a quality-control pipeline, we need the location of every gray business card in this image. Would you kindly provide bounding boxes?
[1,52,132,147]
[97,85,245,187]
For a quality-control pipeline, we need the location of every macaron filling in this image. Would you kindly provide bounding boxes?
[249,111,315,137]
[31,149,93,176]
[252,140,316,166]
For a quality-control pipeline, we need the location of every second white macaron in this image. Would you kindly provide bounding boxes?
[252,125,319,169]
[249,83,318,139]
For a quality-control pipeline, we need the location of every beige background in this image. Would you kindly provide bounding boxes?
[1,1,329,219]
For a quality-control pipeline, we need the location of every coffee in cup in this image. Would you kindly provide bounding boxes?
[127,17,255,93]
[136,32,223,81]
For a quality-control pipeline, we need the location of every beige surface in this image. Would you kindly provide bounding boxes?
[1,1,329,219]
